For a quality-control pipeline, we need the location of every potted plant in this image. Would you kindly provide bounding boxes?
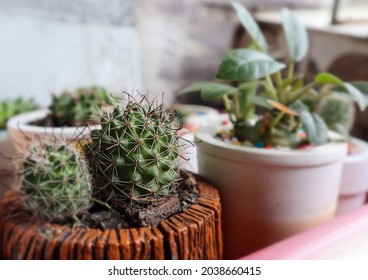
[0,95,222,260]
[179,1,367,259]
[7,86,111,155]
[0,97,38,197]
[318,94,368,215]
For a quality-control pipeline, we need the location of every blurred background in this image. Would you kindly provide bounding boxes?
[0,0,367,106]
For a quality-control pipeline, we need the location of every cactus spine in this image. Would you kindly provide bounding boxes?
[20,143,92,221]
[87,97,182,209]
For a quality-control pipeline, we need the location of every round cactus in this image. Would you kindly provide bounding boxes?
[87,97,182,208]
[20,143,92,221]
[50,86,110,127]
[318,96,355,133]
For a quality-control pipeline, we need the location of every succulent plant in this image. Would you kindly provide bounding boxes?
[86,96,182,210]
[0,97,38,130]
[50,86,110,127]
[19,142,92,221]
[318,96,355,138]
[179,1,367,148]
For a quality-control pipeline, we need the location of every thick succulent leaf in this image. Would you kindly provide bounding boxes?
[282,8,308,62]
[300,111,328,146]
[350,81,368,95]
[290,100,309,113]
[249,95,273,109]
[315,73,367,110]
[177,82,237,101]
[343,83,367,111]
[231,1,268,52]
[315,72,344,87]
[216,49,286,81]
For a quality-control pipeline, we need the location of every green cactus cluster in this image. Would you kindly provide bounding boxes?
[0,97,38,130]
[50,86,110,127]
[86,97,182,209]
[20,143,92,221]
[318,96,354,134]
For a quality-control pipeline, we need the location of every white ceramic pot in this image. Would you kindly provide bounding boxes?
[7,109,100,155]
[336,138,368,216]
[174,104,221,173]
[195,124,348,259]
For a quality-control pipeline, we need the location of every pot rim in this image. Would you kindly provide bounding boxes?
[7,109,101,135]
[195,124,348,166]
[345,137,368,162]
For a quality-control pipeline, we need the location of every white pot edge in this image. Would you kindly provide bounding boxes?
[195,124,348,167]
[7,109,101,136]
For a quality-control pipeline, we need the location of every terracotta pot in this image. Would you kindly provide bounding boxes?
[7,109,100,155]
[336,138,368,215]
[195,124,347,259]
[0,178,222,260]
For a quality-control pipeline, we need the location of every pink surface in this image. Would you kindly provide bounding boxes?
[241,204,368,259]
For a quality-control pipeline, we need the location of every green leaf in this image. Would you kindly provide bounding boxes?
[343,82,367,111]
[177,82,237,101]
[315,74,367,110]
[216,49,286,81]
[282,8,308,62]
[350,81,368,95]
[300,111,328,146]
[315,72,344,87]
[231,1,268,52]
[249,96,272,109]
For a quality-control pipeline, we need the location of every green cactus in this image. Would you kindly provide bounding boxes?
[50,86,110,127]
[0,97,38,130]
[318,96,355,136]
[20,143,92,221]
[86,97,182,209]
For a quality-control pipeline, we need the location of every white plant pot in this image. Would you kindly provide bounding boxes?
[7,109,100,155]
[174,104,221,173]
[336,138,368,216]
[195,124,348,259]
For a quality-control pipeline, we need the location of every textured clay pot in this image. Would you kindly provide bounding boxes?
[0,178,222,260]
[195,124,347,259]
[336,138,368,216]
[7,109,100,155]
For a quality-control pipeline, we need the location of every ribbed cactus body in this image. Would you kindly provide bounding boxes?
[20,144,92,221]
[50,86,110,127]
[318,96,354,132]
[88,99,181,207]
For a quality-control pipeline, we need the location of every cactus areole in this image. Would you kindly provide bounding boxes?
[87,98,183,210]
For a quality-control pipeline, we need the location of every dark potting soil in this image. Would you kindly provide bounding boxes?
[64,172,200,230]
[29,114,98,128]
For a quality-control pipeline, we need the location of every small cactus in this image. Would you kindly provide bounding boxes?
[0,97,38,130]
[20,142,92,221]
[87,96,182,209]
[50,86,110,127]
[318,96,355,135]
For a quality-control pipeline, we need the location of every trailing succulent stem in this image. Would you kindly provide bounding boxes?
[20,142,92,221]
[87,96,182,210]
[50,86,110,127]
